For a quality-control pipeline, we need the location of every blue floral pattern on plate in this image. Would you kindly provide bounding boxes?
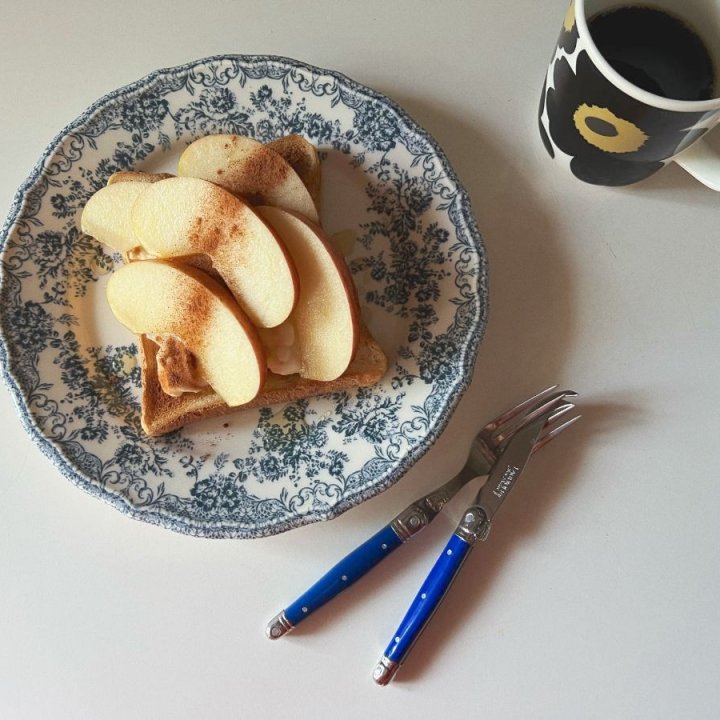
[0,55,488,538]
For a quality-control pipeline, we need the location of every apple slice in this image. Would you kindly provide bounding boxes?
[130,176,298,328]
[178,134,320,223]
[80,182,147,252]
[101,173,223,280]
[256,206,360,381]
[267,135,321,210]
[81,172,173,253]
[107,259,265,406]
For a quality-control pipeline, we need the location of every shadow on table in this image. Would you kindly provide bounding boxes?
[392,399,629,684]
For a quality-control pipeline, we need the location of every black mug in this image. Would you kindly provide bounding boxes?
[539,0,720,188]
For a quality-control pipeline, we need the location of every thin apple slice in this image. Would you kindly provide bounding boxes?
[81,172,173,253]
[107,260,265,406]
[267,135,321,210]
[178,134,320,223]
[103,174,223,281]
[256,206,360,381]
[80,182,148,252]
[130,176,298,328]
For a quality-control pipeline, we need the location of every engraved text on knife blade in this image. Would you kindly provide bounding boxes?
[492,465,519,499]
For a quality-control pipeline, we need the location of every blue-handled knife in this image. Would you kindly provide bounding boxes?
[372,407,557,685]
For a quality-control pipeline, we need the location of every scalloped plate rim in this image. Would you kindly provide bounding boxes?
[0,54,489,539]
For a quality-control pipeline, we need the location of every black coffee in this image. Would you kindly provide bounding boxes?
[589,6,715,101]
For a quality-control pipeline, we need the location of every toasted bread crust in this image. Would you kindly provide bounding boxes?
[107,171,175,185]
[140,326,387,436]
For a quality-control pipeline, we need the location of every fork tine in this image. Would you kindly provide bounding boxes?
[493,391,577,447]
[545,402,577,425]
[531,414,581,455]
[480,385,559,436]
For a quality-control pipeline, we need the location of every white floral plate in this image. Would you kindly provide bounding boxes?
[0,55,487,538]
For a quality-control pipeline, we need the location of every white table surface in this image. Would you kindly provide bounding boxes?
[2,1,719,718]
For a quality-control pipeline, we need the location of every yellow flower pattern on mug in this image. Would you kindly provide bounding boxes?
[558,0,579,52]
[573,104,648,153]
[563,1,575,32]
[542,52,707,185]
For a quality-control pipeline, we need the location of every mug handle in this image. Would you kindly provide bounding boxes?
[674,136,720,191]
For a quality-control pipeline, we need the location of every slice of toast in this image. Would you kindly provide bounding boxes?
[102,136,382,435]
[139,325,387,436]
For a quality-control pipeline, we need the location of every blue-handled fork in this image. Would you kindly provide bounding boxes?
[266,386,579,643]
